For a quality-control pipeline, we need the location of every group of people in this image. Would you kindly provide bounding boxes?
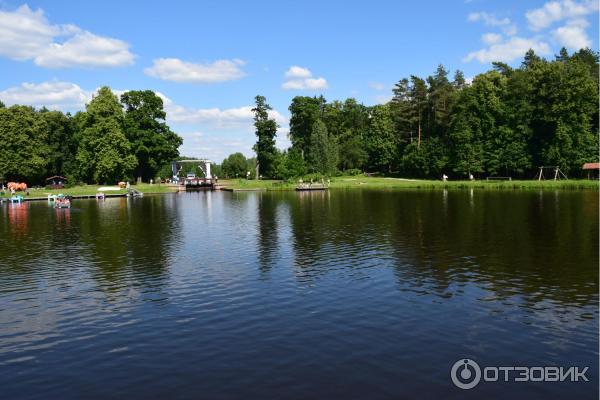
[441,174,474,182]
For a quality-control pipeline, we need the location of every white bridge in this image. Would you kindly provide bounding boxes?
[171,159,216,189]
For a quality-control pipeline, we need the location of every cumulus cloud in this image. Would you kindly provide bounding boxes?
[468,11,511,26]
[282,66,328,90]
[0,81,92,109]
[468,11,517,35]
[0,5,134,68]
[155,93,291,159]
[463,36,551,63]
[481,33,503,45]
[285,66,312,79]
[144,58,246,83]
[368,81,386,91]
[526,0,599,31]
[551,19,592,49]
[157,94,286,127]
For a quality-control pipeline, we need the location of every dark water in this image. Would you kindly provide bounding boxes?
[0,190,597,399]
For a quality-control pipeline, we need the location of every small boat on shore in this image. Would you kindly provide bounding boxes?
[96,192,105,200]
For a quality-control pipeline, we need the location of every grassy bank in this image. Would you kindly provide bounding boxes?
[0,183,178,199]
[2,178,596,199]
[219,176,599,191]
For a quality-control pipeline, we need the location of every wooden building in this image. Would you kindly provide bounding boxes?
[582,163,600,179]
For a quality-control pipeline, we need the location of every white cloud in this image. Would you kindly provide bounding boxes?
[0,5,134,68]
[552,19,592,49]
[144,58,246,83]
[368,81,386,91]
[468,11,511,26]
[463,36,552,63]
[157,92,288,127]
[282,66,328,90]
[156,93,291,160]
[468,11,517,36]
[0,81,92,109]
[481,33,503,45]
[526,0,598,31]
[285,66,312,78]
[36,31,134,68]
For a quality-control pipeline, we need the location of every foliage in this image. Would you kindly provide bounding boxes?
[222,152,248,178]
[252,95,278,178]
[367,104,397,172]
[308,119,338,175]
[75,87,138,183]
[121,90,182,181]
[0,87,182,185]
[274,148,306,180]
[288,95,325,159]
[0,105,49,181]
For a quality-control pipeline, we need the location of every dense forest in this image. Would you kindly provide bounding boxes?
[0,87,182,185]
[0,48,597,184]
[245,48,599,180]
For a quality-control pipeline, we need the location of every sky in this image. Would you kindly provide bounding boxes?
[0,0,598,163]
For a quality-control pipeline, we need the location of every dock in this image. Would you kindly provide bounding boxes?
[1,193,128,203]
[220,187,266,192]
[296,183,328,191]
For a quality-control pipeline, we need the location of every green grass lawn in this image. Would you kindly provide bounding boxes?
[219,176,599,191]
[1,177,596,199]
[0,183,178,199]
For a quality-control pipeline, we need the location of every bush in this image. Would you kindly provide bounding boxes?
[344,168,362,176]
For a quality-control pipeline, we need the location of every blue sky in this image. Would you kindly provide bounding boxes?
[0,0,598,162]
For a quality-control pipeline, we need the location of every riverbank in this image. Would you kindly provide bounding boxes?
[1,177,596,200]
[0,183,178,199]
[219,176,599,191]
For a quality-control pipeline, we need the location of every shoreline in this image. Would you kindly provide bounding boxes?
[1,177,597,201]
[218,176,599,191]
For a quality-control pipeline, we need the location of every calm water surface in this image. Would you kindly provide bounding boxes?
[0,190,598,399]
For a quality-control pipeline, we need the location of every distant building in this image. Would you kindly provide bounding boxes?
[46,176,67,189]
[582,163,599,179]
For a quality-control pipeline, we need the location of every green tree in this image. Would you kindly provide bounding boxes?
[273,148,306,179]
[76,87,137,183]
[397,76,428,147]
[338,132,367,170]
[252,95,278,178]
[522,52,598,174]
[367,104,397,172]
[39,109,77,178]
[426,64,455,139]
[222,152,248,178]
[121,90,182,181]
[0,105,49,182]
[288,96,325,159]
[308,119,338,175]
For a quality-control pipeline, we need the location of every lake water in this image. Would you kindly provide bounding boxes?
[0,190,597,399]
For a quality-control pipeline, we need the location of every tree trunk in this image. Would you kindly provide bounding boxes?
[255,161,260,180]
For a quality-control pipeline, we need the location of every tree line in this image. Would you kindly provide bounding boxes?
[244,48,598,180]
[0,87,182,184]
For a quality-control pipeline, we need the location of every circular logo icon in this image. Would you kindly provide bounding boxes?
[451,359,481,390]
